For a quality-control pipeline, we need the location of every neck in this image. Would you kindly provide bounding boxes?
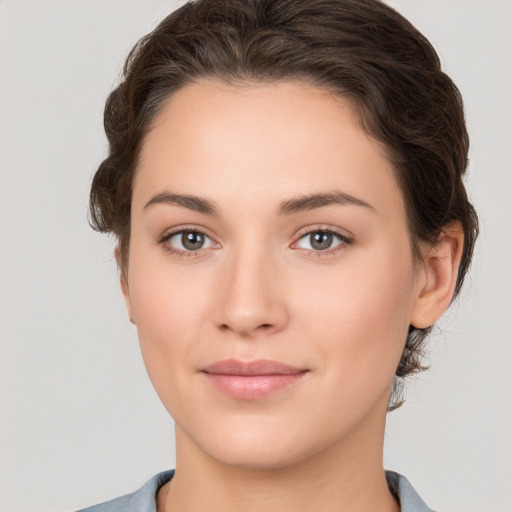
[164,405,398,512]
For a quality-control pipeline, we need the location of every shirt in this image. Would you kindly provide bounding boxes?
[76,469,436,512]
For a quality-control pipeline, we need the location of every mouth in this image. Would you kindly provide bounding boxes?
[200,359,309,400]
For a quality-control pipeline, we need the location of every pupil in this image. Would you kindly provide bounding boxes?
[311,231,332,250]
[182,231,204,250]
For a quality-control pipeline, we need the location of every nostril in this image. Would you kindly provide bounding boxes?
[218,322,274,334]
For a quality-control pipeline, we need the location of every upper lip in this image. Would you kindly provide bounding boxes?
[201,359,307,376]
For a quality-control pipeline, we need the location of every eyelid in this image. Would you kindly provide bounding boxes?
[158,225,221,255]
[160,224,208,240]
[290,225,354,254]
[293,224,353,241]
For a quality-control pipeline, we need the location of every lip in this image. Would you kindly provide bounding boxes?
[200,359,308,400]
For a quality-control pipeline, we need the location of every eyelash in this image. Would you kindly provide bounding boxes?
[292,226,353,257]
[158,225,217,258]
[158,225,353,259]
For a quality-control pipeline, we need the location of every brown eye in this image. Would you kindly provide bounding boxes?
[294,229,351,253]
[163,230,216,252]
[310,231,334,250]
[181,231,205,250]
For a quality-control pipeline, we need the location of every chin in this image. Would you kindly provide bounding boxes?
[208,439,306,471]
[179,411,339,472]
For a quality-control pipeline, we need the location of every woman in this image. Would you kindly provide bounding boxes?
[80,0,478,510]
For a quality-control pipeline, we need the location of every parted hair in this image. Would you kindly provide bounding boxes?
[89,0,478,410]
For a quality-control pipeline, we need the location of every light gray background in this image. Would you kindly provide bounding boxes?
[1,1,511,511]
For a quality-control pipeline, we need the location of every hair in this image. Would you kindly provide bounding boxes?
[89,0,478,410]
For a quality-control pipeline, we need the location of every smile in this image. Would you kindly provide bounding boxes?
[200,359,309,400]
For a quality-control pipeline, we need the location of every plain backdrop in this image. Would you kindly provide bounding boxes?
[1,1,511,511]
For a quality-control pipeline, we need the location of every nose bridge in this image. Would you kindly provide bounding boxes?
[214,237,288,336]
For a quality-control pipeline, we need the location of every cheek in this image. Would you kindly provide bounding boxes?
[128,236,212,332]
[296,249,415,391]
[126,249,215,403]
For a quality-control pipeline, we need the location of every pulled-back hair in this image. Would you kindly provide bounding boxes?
[89,0,478,410]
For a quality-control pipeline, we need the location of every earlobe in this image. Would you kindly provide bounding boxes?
[410,222,464,329]
[114,247,136,324]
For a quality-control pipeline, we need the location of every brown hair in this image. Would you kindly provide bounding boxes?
[89,0,478,410]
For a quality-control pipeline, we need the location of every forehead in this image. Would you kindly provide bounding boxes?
[134,80,403,219]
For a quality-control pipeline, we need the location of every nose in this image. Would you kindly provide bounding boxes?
[213,246,289,338]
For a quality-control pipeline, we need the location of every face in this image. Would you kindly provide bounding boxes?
[122,80,426,469]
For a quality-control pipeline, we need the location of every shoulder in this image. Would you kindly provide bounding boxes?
[75,470,174,512]
[386,471,438,512]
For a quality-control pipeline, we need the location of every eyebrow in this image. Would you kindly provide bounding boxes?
[278,191,375,215]
[144,192,218,215]
[144,190,375,215]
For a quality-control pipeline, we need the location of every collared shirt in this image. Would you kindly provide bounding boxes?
[76,470,436,512]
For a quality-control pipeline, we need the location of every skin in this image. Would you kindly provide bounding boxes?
[119,80,463,512]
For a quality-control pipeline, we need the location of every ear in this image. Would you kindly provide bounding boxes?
[114,247,136,324]
[410,221,464,329]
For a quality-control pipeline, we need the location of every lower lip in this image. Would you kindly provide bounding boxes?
[202,372,307,400]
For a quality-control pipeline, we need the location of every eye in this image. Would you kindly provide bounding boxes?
[294,229,350,252]
[161,229,217,253]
